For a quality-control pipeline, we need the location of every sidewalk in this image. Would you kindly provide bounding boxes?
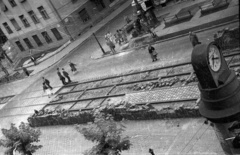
[22,0,132,76]
[94,0,239,59]
[6,0,239,76]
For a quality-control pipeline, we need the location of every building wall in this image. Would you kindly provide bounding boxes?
[0,0,127,60]
[0,0,70,59]
[49,0,128,38]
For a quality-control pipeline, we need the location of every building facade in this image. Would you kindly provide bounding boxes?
[50,0,127,38]
[0,0,126,62]
[0,0,71,61]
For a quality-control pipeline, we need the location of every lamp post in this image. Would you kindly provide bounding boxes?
[93,33,106,55]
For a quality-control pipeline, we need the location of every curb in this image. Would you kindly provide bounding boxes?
[25,1,132,75]
[93,14,239,59]
[15,40,72,71]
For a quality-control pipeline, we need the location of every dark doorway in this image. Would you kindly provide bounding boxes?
[0,28,8,45]
[91,0,106,12]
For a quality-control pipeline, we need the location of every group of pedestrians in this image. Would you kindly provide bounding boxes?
[133,17,157,38]
[114,29,128,46]
[57,68,72,85]
[41,61,77,97]
[105,29,128,54]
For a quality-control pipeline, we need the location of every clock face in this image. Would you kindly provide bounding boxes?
[208,44,222,72]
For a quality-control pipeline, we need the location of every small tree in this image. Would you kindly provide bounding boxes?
[75,112,131,155]
[0,122,42,155]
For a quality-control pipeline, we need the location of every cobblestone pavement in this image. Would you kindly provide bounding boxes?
[126,85,199,104]
[0,0,239,154]
[30,118,224,155]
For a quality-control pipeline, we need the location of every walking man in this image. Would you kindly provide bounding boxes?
[57,68,67,85]
[42,77,53,90]
[62,68,72,83]
[189,31,201,47]
[43,82,52,98]
[148,44,158,62]
[68,61,77,74]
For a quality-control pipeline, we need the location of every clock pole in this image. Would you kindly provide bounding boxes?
[191,43,240,154]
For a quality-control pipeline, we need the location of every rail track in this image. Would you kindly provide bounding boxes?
[40,48,240,112]
[0,48,239,118]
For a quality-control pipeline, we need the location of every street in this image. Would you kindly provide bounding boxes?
[0,0,239,154]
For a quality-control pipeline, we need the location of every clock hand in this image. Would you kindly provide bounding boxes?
[212,57,219,60]
[212,56,215,68]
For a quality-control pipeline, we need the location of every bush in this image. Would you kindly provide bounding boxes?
[0,122,42,155]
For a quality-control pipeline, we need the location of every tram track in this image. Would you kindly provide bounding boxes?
[0,48,239,117]
[40,48,240,112]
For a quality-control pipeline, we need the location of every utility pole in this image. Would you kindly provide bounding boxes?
[93,33,106,55]
[48,0,74,41]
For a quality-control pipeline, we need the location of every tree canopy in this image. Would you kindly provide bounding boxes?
[0,122,42,155]
[75,112,131,155]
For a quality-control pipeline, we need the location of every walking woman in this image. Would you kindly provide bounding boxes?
[148,44,158,62]
[68,61,77,74]
[43,83,52,98]
[105,37,116,54]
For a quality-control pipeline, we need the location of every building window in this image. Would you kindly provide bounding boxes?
[28,10,40,24]
[15,41,25,51]
[3,22,13,34]
[10,18,21,31]
[23,38,33,49]
[19,15,30,27]
[71,0,77,3]
[41,31,52,43]
[51,28,62,40]
[79,8,91,23]
[19,0,27,3]
[2,5,8,12]
[8,0,17,7]
[32,35,43,47]
[37,6,50,20]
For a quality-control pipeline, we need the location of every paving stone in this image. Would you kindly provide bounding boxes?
[125,85,199,104]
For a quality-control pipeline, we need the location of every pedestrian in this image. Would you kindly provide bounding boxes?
[189,31,201,47]
[140,19,157,38]
[119,29,128,43]
[43,82,52,98]
[149,148,155,155]
[134,19,142,35]
[62,68,72,83]
[106,37,116,54]
[116,30,123,46]
[22,67,30,76]
[148,44,158,62]
[57,68,67,85]
[106,31,114,42]
[68,61,77,74]
[42,77,53,90]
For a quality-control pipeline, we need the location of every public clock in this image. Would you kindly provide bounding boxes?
[191,42,231,89]
[208,44,222,72]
